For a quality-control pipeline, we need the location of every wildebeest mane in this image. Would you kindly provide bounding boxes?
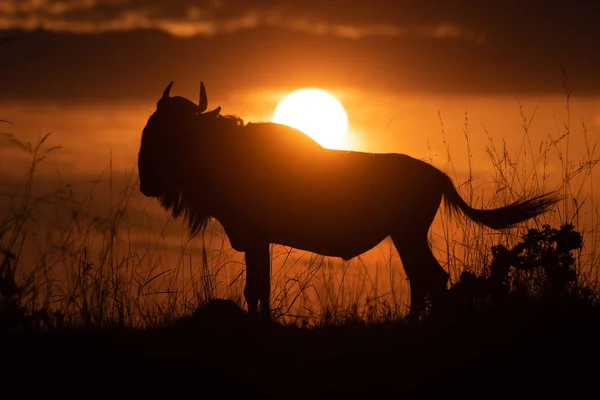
[157,113,246,238]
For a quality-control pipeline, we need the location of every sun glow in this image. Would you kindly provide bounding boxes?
[272,88,349,149]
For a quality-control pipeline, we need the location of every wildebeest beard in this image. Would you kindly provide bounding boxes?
[158,186,208,238]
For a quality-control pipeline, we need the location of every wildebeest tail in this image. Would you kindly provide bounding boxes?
[440,173,560,230]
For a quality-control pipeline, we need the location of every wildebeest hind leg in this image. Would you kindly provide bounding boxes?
[392,233,449,320]
[244,245,271,319]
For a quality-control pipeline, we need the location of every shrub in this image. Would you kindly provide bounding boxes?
[448,224,592,312]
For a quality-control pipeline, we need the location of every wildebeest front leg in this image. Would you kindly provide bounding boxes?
[244,245,271,319]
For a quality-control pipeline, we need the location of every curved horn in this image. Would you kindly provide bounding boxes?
[203,106,221,119]
[199,81,208,112]
[162,81,174,99]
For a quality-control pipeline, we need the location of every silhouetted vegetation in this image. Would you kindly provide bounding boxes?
[446,223,598,313]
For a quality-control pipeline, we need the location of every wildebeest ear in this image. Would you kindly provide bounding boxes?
[203,106,221,119]
[162,81,174,100]
[199,82,208,113]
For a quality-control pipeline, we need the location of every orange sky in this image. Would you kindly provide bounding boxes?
[2,90,598,177]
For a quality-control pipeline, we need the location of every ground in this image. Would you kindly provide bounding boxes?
[3,299,600,398]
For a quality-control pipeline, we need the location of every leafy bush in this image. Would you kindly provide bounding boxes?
[447,224,593,312]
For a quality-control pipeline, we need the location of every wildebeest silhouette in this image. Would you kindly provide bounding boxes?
[138,81,559,320]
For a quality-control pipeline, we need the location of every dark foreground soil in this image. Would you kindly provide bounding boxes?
[3,299,600,399]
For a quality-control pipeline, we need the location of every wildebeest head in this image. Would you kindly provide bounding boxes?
[138,81,221,198]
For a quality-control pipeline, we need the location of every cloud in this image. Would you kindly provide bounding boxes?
[0,0,485,44]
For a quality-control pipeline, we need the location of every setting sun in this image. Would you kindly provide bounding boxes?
[272,88,348,149]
